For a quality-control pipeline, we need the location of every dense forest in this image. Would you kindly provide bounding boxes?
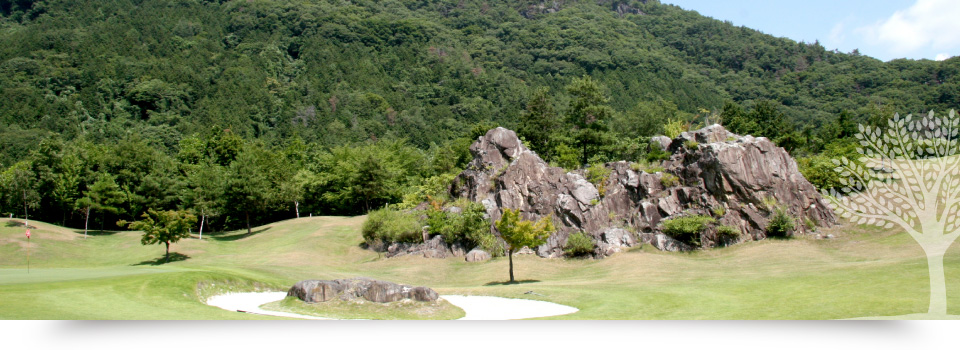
[1,0,958,232]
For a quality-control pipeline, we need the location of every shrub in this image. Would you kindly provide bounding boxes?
[760,196,778,211]
[660,173,680,187]
[426,200,500,254]
[552,143,581,171]
[662,215,716,247]
[646,147,672,163]
[717,225,741,242]
[804,217,818,232]
[564,232,595,258]
[766,208,796,238]
[683,139,699,149]
[711,206,726,217]
[396,173,457,210]
[664,118,688,139]
[645,165,666,173]
[362,208,424,244]
[586,163,612,197]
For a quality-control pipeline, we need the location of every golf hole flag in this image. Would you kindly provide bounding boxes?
[26,229,30,238]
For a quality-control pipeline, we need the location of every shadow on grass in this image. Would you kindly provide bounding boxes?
[133,252,190,266]
[207,227,271,241]
[5,221,37,229]
[484,280,541,286]
[72,229,120,236]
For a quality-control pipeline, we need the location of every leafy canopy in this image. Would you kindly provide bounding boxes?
[120,209,197,249]
[495,208,555,252]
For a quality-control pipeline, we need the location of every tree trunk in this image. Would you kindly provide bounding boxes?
[246,211,251,236]
[927,252,947,315]
[83,207,90,239]
[508,248,515,283]
[199,214,205,240]
[23,190,28,227]
[165,241,170,263]
[295,201,300,218]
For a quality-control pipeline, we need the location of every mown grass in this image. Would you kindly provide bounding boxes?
[261,296,465,320]
[1,213,958,319]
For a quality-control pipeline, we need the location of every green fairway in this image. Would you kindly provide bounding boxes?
[1,215,957,319]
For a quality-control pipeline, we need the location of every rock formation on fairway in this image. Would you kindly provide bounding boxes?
[384,235,467,259]
[449,125,837,258]
[287,278,439,303]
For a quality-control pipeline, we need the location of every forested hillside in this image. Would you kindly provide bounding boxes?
[1,0,958,232]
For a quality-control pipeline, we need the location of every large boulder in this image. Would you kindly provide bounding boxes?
[450,125,837,258]
[385,235,456,259]
[287,278,439,303]
[465,249,491,262]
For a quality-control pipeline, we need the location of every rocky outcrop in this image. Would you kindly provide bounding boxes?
[384,235,466,259]
[287,278,439,303]
[521,1,566,19]
[450,125,837,258]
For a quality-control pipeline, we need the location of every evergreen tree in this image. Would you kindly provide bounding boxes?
[565,76,615,165]
[518,87,559,159]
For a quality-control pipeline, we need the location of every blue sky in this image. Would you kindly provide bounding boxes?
[663,0,959,62]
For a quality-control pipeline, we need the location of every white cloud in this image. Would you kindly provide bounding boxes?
[857,0,960,57]
[828,22,846,45]
[935,53,951,61]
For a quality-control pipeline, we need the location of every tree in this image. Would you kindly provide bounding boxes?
[565,76,615,165]
[182,163,225,239]
[826,110,960,316]
[76,173,125,237]
[279,169,311,219]
[615,98,681,138]
[720,101,756,136]
[224,145,272,236]
[1,161,40,222]
[119,209,197,263]
[518,87,559,159]
[495,208,555,283]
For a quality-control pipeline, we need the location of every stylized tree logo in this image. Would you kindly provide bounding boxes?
[825,110,960,316]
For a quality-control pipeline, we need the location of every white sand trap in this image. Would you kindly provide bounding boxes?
[441,295,578,320]
[206,292,331,320]
[205,292,578,320]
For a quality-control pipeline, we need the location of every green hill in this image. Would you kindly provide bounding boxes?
[1,0,957,153]
[1,0,957,232]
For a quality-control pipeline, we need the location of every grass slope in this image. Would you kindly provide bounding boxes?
[1,214,957,319]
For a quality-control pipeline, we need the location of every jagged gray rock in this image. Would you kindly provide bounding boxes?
[386,235,456,258]
[450,125,837,258]
[287,278,438,303]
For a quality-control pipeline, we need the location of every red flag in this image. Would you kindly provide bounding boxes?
[25,229,30,238]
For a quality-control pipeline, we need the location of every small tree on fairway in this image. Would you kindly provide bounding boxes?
[119,209,197,263]
[495,208,555,283]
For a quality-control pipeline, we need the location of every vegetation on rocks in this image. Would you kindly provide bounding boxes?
[361,208,423,245]
[662,215,716,247]
[563,232,596,258]
[766,208,797,239]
